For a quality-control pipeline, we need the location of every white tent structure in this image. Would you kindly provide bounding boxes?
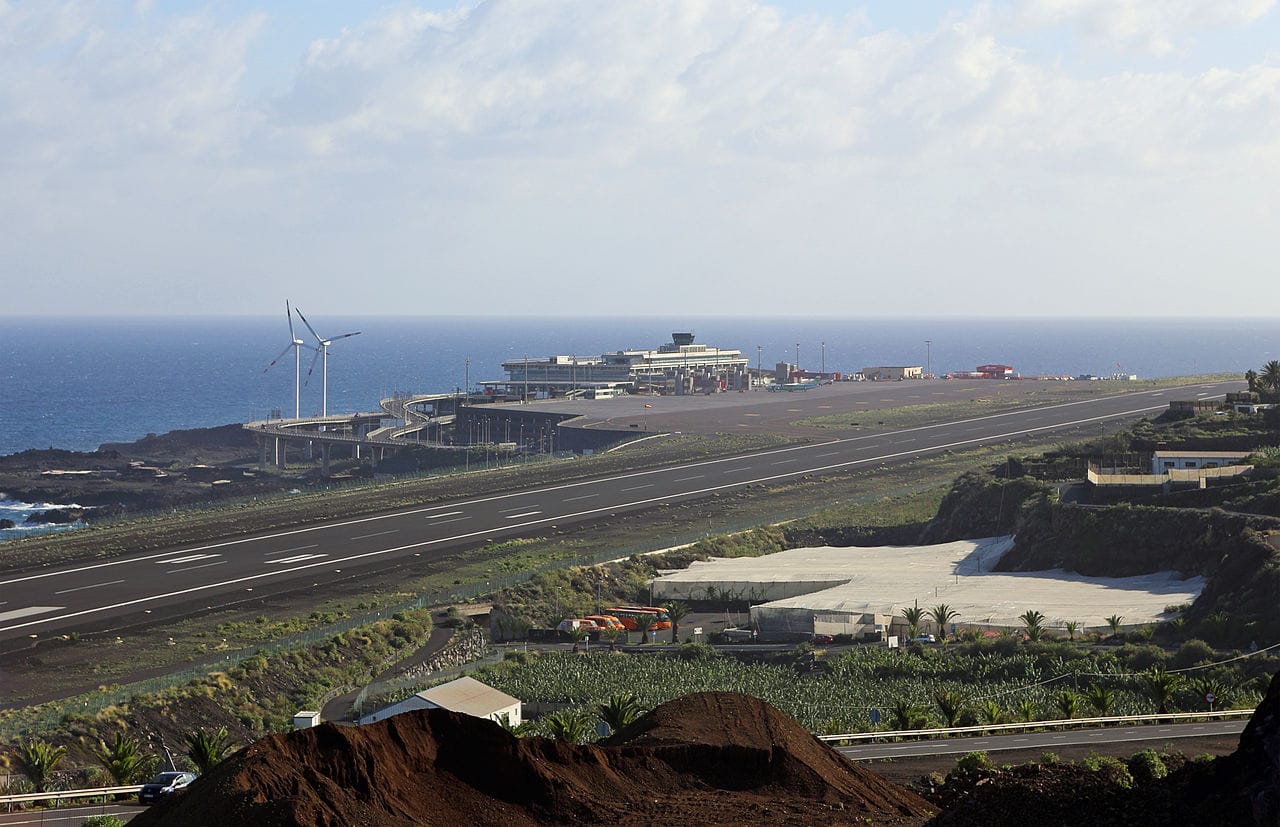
[358,676,521,727]
[650,537,1204,639]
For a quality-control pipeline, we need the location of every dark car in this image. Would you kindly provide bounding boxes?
[138,771,197,804]
[811,634,835,644]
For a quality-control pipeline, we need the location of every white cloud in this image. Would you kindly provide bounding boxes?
[2,1,1280,316]
[1016,0,1275,55]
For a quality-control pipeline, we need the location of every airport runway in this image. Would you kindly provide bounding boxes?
[0,380,1241,644]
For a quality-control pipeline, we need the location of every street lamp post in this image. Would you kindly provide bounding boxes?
[795,342,800,373]
[523,355,529,402]
[925,340,932,378]
[757,345,762,388]
[821,341,825,376]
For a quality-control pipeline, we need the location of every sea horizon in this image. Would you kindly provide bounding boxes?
[1,315,1273,458]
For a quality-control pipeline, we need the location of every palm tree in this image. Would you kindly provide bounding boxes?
[184,726,235,775]
[977,700,1003,725]
[16,738,67,793]
[1262,360,1280,395]
[1189,676,1232,710]
[664,601,691,644]
[1063,621,1079,642]
[1054,690,1081,719]
[932,689,966,727]
[1246,369,1260,394]
[568,626,589,653]
[1016,698,1039,723]
[888,699,928,730]
[95,731,153,786]
[928,604,959,641]
[545,709,590,743]
[1141,666,1183,714]
[597,694,643,734]
[1085,683,1114,716]
[603,626,622,653]
[902,603,926,641]
[1019,609,1047,642]
[634,614,656,644]
[1104,614,1124,637]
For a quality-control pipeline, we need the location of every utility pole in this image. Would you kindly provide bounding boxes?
[523,354,529,402]
[465,357,470,401]
[757,345,762,388]
[821,341,826,376]
[925,340,932,378]
[795,342,800,373]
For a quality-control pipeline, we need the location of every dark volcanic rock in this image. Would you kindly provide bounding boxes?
[24,508,86,524]
[0,519,14,529]
[1231,670,1280,823]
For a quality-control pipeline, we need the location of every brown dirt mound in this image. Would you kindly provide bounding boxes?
[130,691,934,826]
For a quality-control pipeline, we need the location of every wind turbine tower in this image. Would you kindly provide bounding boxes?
[263,301,312,419]
[294,307,361,417]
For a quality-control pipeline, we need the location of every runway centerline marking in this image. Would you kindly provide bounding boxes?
[425,511,464,519]
[350,530,398,540]
[54,579,125,595]
[620,485,653,492]
[563,494,597,502]
[160,554,219,565]
[499,505,538,514]
[265,544,319,556]
[504,511,542,519]
[673,475,704,482]
[270,554,326,565]
[166,560,228,574]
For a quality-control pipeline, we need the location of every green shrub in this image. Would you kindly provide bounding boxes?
[1171,639,1216,670]
[675,642,718,661]
[1128,748,1168,784]
[1081,753,1133,789]
[82,818,127,827]
[1040,751,1060,765]
[954,751,995,772]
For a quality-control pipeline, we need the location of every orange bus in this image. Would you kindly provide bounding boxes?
[603,606,671,631]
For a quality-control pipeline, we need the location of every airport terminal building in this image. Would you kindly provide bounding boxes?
[486,333,751,398]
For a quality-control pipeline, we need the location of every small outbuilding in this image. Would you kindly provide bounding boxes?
[358,676,522,727]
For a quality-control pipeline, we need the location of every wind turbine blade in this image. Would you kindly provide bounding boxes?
[287,301,296,341]
[332,331,361,341]
[264,343,294,372]
[303,346,322,385]
[294,307,324,344]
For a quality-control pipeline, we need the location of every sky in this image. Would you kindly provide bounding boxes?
[3,0,1279,317]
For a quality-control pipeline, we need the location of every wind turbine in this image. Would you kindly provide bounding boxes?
[294,307,361,417]
[263,301,313,419]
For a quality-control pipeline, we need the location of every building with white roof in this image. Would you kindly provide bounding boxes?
[358,676,522,727]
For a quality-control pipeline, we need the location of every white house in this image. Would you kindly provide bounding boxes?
[1150,451,1252,475]
[358,676,522,727]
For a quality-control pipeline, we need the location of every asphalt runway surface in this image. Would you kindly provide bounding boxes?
[0,379,1241,645]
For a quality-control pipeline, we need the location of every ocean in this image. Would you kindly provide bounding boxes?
[1,315,1274,459]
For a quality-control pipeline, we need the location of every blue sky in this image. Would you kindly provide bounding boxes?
[3,1,1279,316]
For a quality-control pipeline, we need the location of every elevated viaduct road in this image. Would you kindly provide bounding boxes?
[0,380,1241,645]
[836,718,1247,761]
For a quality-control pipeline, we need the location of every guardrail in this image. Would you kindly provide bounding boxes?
[1,784,142,809]
[816,708,1253,742]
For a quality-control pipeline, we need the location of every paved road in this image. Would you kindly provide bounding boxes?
[0,380,1240,644]
[835,718,1247,760]
[0,803,140,826]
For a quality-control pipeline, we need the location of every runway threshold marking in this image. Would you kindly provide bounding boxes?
[0,606,62,622]
[54,579,125,595]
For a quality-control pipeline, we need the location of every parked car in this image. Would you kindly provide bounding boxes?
[138,771,197,803]
[811,634,835,644]
[913,634,936,643]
